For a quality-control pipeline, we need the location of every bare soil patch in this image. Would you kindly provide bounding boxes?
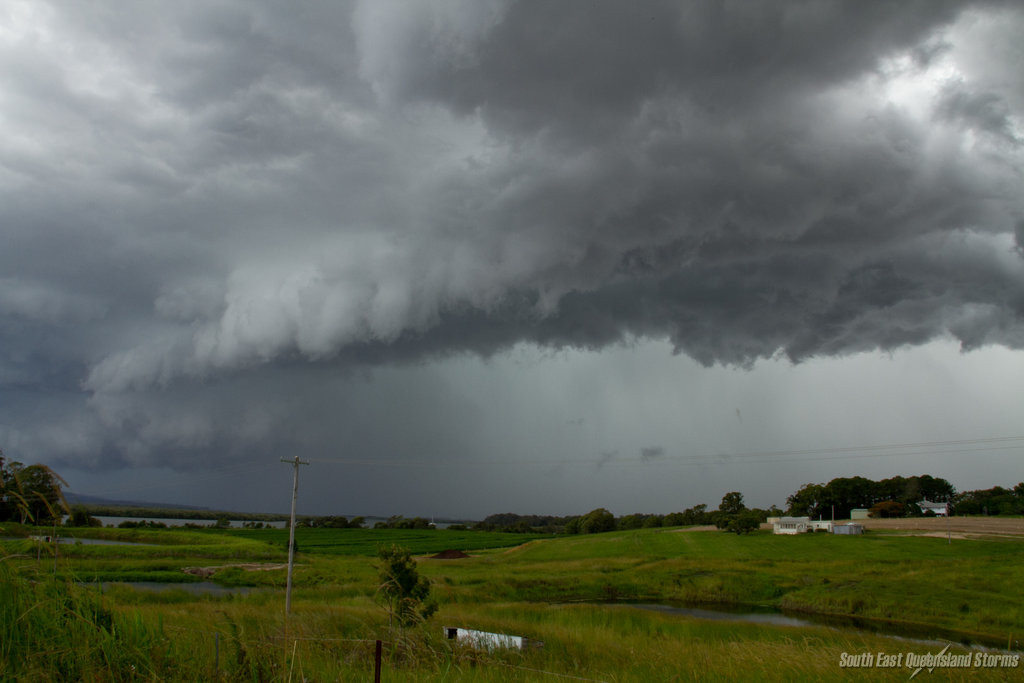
[429,549,471,559]
[856,517,1024,537]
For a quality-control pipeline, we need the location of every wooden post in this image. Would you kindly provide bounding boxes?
[214,631,219,672]
[281,455,309,616]
[374,640,382,683]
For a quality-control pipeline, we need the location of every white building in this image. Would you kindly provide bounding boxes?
[918,500,949,516]
[772,517,810,534]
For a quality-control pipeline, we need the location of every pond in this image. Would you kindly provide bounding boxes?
[62,536,156,546]
[3,536,154,547]
[92,581,264,596]
[2,536,157,548]
[629,603,1017,651]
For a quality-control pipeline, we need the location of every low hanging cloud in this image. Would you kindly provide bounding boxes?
[1,1,1023,472]
[640,447,665,462]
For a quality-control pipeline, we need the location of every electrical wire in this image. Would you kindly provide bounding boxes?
[305,435,1024,469]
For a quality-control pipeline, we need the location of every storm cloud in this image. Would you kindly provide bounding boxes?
[1,1,1022,515]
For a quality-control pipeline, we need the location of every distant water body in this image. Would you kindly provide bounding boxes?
[90,516,288,529]
[73,515,455,530]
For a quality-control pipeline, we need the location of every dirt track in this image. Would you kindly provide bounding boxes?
[855,516,1024,537]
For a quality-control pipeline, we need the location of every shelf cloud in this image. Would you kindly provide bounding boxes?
[1,1,1022,515]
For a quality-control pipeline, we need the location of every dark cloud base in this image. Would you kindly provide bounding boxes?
[0,1,1022,501]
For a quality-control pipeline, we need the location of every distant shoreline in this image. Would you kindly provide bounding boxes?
[67,502,476,526]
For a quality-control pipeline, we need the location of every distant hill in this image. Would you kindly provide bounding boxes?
[64,491,211,511]
[63,491,477,525]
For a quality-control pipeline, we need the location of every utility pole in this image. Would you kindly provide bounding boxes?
[946,496,951,545]
[281,455,309,616]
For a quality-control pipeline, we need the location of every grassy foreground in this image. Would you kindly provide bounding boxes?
[2,524,1022,681]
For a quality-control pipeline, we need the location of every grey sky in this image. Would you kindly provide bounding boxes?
[1,1,1022,518]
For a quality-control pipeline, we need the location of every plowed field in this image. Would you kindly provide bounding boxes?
[857,516,1024,536]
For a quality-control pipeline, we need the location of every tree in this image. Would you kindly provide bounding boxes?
[726,511,762,535]
[662,512,685,527]
[719,492,745,517]
[680,504,709,526]
[819,476,876,519]
[618,513,648,530]
[869,501,905,518]
[376,545,436,628]
[0,456,68,524]
[642,515,664,528]
[579,508,616,534]
[715,492,748,530]
[509,519,533,533]
[66,507,102,527]
[786,483,824,518]
[0,451,13,521]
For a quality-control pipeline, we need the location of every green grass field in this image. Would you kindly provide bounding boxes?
[2,524,1022,681]
[210,526,553,555]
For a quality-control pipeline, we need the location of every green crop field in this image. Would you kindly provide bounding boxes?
[2,524,1022,681]
[209,526,553,556]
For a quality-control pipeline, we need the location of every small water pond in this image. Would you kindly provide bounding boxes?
[93,581,263,596]
[64,537,156,546]
[629,603,1016,651]
[1,535,155,546]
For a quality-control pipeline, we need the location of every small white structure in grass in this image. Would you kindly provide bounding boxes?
[772,516,810,534]
[809,520,833,533]
[444,627,542,651]
[833,523,864,535]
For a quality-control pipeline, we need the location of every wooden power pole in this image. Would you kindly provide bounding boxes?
[281,455,309,615]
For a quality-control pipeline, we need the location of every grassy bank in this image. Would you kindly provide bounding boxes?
[430,528,1024,639]
[5,577,1018,681]
[3,524,1022,680]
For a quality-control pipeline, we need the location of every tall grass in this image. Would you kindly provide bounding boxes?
[0,561,164,680]
[3,526,1023,680]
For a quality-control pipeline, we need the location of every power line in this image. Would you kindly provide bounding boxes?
[305,435,1024,469]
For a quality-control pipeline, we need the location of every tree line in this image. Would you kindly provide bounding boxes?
[4,450,1023,533]
[463,493,779,535]
[785,474,956,519]
[464,475,1024,535]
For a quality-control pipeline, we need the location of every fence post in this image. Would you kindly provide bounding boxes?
[214,632,219,672]
[374,640,382,683]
